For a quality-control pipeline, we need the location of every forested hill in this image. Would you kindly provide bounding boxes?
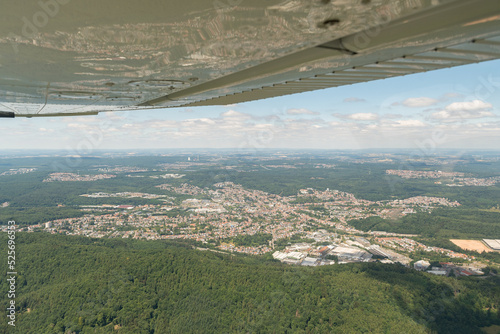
[1,233,500,333]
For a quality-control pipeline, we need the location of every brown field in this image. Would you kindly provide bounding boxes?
[450,239,492,253]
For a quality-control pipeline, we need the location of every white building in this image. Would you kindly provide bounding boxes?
[414,260,430,271]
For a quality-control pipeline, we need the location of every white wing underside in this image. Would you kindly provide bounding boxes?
[0,0,499,117]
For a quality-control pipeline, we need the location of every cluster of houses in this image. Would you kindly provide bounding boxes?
[272,240,408,267]
[43,172,116,182]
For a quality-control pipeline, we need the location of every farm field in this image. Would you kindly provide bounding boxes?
[450,239,493,253]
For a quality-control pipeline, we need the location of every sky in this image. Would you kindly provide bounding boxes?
[2,59,500,152]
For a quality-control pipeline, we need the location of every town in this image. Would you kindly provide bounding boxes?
[1,152,498,280]
[386,169,500,187]
[10,179,484,276]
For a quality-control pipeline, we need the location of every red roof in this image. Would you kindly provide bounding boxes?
[319,246,329,253]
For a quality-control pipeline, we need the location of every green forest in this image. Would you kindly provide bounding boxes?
[349,208,500,239]
[1,233,500,333]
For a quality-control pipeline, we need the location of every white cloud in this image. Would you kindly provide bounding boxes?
[444,99,492,112]
[188,118,216,124]
[67,123,89,129]
[147,120,179,128]
[390,120,426,127]
[286,108,319,115]
[221,110,250,118]
[343,97,366,103]
[382,113,403,119]
[401,97,439,108]
[263,114,281,122]
[334,112,378,121]
[2,95,499,150]
[350,113,378,121]
[430,110,495,122]
[219,110,253,124]
[441,92,463,100]
[430,100,495,122]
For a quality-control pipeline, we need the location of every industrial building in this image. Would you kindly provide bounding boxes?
[483,239,500,251]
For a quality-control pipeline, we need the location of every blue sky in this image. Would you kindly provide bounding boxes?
[2,59,500,151]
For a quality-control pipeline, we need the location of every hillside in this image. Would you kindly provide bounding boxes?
[1,233,499,333]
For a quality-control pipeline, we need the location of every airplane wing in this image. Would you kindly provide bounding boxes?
[1,0,499,117]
